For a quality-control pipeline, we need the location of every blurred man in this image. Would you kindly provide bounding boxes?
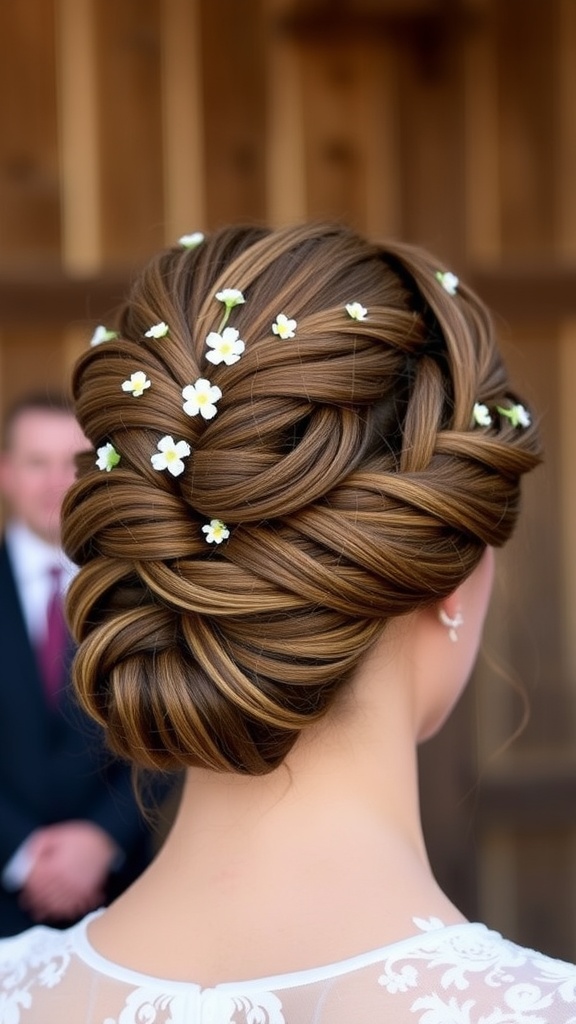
[0,394,154,935]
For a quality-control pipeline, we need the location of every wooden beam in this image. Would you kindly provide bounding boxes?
[0,274,129,325]
[1,267,576,325]
[275,1,478,48]
[468,268,576,321]
[477,764,576,828]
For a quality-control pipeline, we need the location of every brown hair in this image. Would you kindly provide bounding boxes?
[62,223,540,774]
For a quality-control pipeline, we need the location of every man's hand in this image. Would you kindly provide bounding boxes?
[20,821,119,922]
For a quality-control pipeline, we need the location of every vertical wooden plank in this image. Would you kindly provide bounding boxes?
[479,823,576,961]
[482,326,569,751]
[558,320,576,707]
[478,830,518,937]
[299,41,368,230]
[55,0,102,276]
[0,0,61,269]
[395,20,467,260]
[264,2,307,227]
[496,0,559,258]
[200,0,267,228]
[161,0,207,243]
[463,0,501,264]
[515,829,576,959]
[298,37,401,236]
[94,0,165,266]
[362,45,402,239]
[557,0,576,259]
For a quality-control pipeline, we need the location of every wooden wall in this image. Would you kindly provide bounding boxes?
[2,0,576,959]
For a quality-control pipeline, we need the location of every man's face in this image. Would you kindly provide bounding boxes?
[0,409,87,545]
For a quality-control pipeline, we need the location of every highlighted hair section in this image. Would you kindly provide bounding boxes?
[63,224,541,774]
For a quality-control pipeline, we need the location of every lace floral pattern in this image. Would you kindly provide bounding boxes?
[203,992,285,1024]
[377,919,576,1023]
[102,988,285,1024]
[0,927,71,1023]
[1,915,576,1023]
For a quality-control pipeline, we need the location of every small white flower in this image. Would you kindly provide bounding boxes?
[90,325,118,347]
[345,302,368,321]
[436,270,459,295]
[215,288,246,331]
[215,288,245,308]
[205,326,245,366]
[179,232,204,248]
[96,442,120,472]
[151,435,191,477]
[121,371,151,397]
[472,402,492,427]
[144,321,169,339]
[272,313,297,339]
[515,404,531,427]
[202,518,230,544]
[497,403,531,428]
[182,378,222,420]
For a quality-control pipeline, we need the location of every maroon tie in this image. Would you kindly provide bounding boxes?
[38,566,67,703]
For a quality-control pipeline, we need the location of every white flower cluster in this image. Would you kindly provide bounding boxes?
[473,401,531,429]
[92,245,372,544]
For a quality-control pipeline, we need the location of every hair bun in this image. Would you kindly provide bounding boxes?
[63,224,540,774]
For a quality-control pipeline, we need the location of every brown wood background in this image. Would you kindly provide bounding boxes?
[2,0,576,960]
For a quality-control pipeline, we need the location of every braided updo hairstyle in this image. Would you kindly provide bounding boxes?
[62,223,540,775]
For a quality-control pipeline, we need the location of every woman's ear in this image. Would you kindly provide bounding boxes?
[435,547,495,645]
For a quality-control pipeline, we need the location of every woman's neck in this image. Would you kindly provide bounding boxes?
[169,679,426,865]
[91,643,464,983]
[169,618,428,854]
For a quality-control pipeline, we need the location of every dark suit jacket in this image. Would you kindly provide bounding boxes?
[0,541,157,936]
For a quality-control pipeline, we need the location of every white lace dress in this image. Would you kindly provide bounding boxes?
[1,912,576,1023]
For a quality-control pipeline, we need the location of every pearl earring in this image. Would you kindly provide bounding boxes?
[438,609,463,643]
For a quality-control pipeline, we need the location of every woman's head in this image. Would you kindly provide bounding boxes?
[62,223,540,774]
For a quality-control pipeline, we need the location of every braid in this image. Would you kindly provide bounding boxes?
[62,223,540,774]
